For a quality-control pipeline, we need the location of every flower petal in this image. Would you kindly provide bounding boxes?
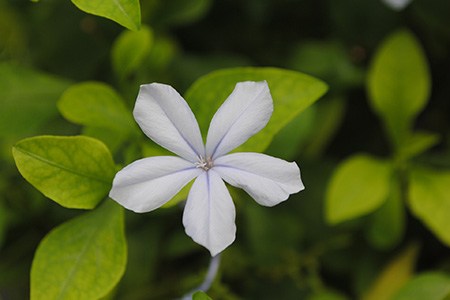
[109,156,201,212]
[205,81,273,159]
[134,83,205,162]
[214,153,304,206]
[183,170,236,256]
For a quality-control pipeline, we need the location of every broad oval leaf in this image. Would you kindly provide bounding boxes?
[12,135,116,209]
[409,167,450,246]
[112,26,153,78]
[367,30,431,146]
[71,0,141,31]
[57,82,138,138]
[185,67,328,153]
[31,201,127,300]
[326,154,392,224]
[392,272,450,300]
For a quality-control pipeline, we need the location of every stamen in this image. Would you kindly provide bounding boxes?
[195,156,213,171]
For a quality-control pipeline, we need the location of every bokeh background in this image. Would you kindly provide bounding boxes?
[1,0,450,299]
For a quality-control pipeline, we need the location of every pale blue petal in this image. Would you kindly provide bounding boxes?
[205,81,273,159]
[134,83,205,162]
[110,156,201,212]
[183,170,236,256]
[214,152,303,206]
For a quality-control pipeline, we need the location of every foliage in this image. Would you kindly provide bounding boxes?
[1,0,450,299]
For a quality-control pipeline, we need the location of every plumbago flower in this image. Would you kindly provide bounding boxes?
[110,81,304,256]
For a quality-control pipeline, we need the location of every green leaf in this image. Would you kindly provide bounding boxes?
[185,67,328,153]
[290,41,364,89]
[0,63,71,138]
[325,154,392,224]
[12,136,116,209]
[30,201,127,300]
[367,30,431,147]
[57,82,138,143]
[308,289,349,300]
[71,0,141,31]
[192,290,213,300]
[393,272,450,300]
[363,244,419,300]
[366,178,405,250]
[149,0,212,27]
[112,26,153,78]
[409,167,450,246]
[266,105,317,160]
[303,96,346,159]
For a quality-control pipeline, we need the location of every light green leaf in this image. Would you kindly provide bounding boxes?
[31,201,127,300]
[185,67,328,153]
[192,290,213,300]
[392,272,450,300]
[112,26,153,78]
[367,30,431,147]
[0,63,71,138]
[13,136,116,209]
[326,154,392,224]
[409,167,450,246]
[366,178,405,250]
[71,0,141,31]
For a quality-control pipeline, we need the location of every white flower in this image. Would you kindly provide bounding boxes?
[381,0,412,11]
[109,81,304,256]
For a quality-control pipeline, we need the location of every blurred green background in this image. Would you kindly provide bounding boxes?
[1,0,450,299]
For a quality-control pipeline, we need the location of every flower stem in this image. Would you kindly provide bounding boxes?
[181,254,221,299]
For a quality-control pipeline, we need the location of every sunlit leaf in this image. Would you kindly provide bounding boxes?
[112,26,153,79]
[392,272,450,300]
[71,0,141,31]
[409,167,450,246]
[363,243,419,300]
[367,30,431,147]
[0,63,71,138]
[13,136,116,209]
[326,154,392,224]
[30,201,127,300]
[185,67,328,153]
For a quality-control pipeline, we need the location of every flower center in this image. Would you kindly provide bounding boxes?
[195,156,214,171]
